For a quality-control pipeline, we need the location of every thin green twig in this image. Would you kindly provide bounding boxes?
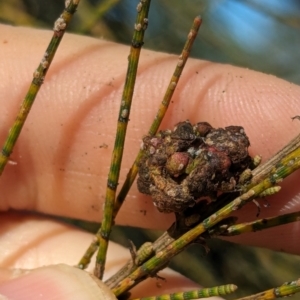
[133,284,237,300]
[0,0,80,175]
[93,0,151,279]
[222,211,300,236]
[246,132,300,189]
[78,15,202,271]
[234,278,300,300]
[113,15,202,221]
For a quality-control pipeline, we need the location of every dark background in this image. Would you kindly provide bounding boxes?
[1,1,300,298]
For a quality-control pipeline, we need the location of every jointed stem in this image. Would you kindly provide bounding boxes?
[223,211,300,236]
[78,14,202,271]
[113,16,202,222]
[133,284,237,300]
[246,132,300,189]
[0,0,80,175]
[93,0,151,279]
[234,278,300,300]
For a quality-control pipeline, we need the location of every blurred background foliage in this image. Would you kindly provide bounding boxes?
[1,0,300,83]
[1,0,300,298]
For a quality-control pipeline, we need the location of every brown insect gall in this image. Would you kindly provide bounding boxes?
[137,120,253,213]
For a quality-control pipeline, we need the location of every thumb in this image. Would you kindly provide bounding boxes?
[0,213,208,300]
[0,264,116,300]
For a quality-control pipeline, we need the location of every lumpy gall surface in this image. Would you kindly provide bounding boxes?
[137,121,252,213]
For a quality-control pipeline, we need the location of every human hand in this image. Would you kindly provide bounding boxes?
[0,24,299,299]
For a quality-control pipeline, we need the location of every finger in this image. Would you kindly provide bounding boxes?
[0,25,300,251]
[0,212,206,300]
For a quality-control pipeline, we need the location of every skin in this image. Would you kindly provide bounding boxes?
[0,24,299,299]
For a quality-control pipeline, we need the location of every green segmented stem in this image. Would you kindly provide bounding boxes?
[111,145,300,296]
[247,133,300,188]
[222,211,300,236]
[234,278,300,300]
[105,241,154,288]
[78,15,202,271]
[132,284,237,300]
[93,0,151,280]
[105,242,154,289]
[258,186,281,197]
[0,0,80,175]
[113,15,202,220]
